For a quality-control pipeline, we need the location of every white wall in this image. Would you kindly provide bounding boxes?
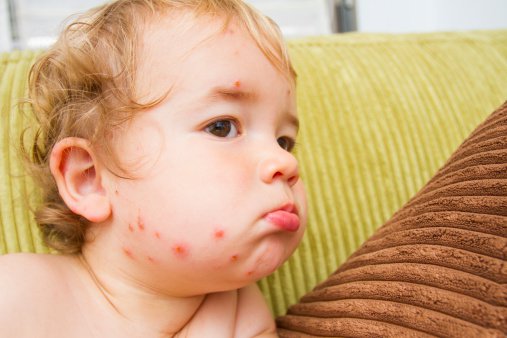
[356,0,507,33]
[2,0,331,51]
[0,0,12,52]
[248,0,332,37]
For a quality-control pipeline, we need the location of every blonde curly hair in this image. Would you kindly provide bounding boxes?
[24,0,295,254]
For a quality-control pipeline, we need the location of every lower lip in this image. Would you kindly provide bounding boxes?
[265,210,300,232]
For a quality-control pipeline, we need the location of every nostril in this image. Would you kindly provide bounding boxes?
[288,174,299,187]
[260,149,300,184]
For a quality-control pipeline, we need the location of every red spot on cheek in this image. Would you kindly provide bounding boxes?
[147,256,156,264]
[214,229,225,239]
[128,224,134,232]
[172,244,188,258]
[230,255,239,262]
[246,270,254,276]
[234,80,241,88]
[138,216,145,231]
[122,247,134,259]
[154,231,161,239]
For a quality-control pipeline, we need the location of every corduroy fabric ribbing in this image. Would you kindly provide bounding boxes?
[276,102,507,337]
[0,50,48,255]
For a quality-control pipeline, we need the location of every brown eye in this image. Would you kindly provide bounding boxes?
[205,120,239,138]
[277,136,296,152]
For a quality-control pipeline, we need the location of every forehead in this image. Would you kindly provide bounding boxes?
[135,10,295,106]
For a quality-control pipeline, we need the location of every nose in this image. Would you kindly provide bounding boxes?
[259,146,300,187]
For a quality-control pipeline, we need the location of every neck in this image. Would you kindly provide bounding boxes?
[78,248,205,337]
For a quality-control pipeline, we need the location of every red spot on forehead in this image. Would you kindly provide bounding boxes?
[234,80,241,88]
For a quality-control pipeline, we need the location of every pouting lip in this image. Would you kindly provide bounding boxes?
[263,202,300,232]
[261,202,299,219]
[276,202,298,216]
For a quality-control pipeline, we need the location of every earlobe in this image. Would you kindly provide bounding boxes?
[50,137,112,223]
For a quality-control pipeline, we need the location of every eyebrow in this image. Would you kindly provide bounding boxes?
[206,86,258,102]
[205,85,299,130]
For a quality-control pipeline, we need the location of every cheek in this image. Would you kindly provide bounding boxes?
[181,144,253,182]
[121,213,196,264]
[112,119,165,176]
[122,215,240,266]
[114,150,256,266]
[122,237,193,265]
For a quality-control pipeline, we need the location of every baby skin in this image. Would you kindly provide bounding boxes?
[0,9,306,338]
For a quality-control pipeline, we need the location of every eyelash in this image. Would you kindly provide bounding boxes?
[203,118,297,152]
[277,136,297,152]
[204,117,241,138]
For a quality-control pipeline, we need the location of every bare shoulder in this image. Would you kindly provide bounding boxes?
[0,253,72,331]
[0,253,65,303]
[235,284,278,337]
[0,252,66,285]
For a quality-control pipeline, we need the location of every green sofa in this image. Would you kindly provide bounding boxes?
[1,30,507,327]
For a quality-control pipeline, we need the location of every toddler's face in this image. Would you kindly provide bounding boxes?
[107,13,306,295]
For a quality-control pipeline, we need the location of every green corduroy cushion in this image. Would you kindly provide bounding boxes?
[0,50,48,255]
[1,31,507,317]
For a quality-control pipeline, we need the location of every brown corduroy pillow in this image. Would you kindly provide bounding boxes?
[277,101,507,338]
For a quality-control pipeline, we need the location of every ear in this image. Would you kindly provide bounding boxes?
[50,137,111,223]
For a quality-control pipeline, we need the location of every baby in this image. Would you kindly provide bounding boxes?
[0,0,306,337]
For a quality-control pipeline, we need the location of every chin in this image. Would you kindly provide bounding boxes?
[244,238,295,280]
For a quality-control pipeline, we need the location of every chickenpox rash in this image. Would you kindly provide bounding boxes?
[137,215,145,231]
[172,244,189,258]
[214,229,225,239]
[147,256,156,264]
[234,80,241,88]
[122,247,134,259]
[230,255,239,262]
[154,231,161,239]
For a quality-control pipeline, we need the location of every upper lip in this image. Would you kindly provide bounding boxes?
[274,202,298,216]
